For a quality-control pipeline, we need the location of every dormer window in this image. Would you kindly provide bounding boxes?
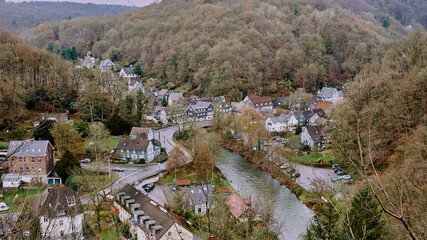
[57,210,65,216]
[66,196,76,206]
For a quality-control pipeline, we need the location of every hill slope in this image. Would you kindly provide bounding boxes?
[22,0,409,99]
[0,0,138,34]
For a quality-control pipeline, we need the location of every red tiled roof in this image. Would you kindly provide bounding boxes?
[247,95,273,106]
[315,101,332,111]
[226,194,251,219]
[177,179,191,186]
[216,187,231,193]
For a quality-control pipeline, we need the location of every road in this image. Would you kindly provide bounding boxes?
[81,121,211,204]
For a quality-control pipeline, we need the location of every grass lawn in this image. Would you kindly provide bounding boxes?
[83,136,119,151]
[97,228,120,240]
[159,171,200,185]
[1,188,45,213]
[75,172,118,195]
[298,152,335,163]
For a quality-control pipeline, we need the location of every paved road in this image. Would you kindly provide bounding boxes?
[294,164,334,192]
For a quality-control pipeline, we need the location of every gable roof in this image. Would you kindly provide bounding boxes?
[100,59,114,66]
[226,194,252,219]
[177,179,191,186]
[158,89,170,96]
[117,184,193,239]
[116,139,151,151]
[231,101,251,113]
[305,126,324,143]
[273,96,287,107]
[129,77,142,87]
[190,101,213,110]
[7,140,51,157]
[169,93,183,102]
[318,87,338,99]
[315,101,332,111]
[246,95,272,106]
[130,127,152,136]
[184,185,213,206]
[122,66,134,75]
[34,186,83,218]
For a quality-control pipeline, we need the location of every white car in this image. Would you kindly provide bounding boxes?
[341,174,352,180]
[80,158,91,163]
[280,164,289,169]
[0,202,10,212]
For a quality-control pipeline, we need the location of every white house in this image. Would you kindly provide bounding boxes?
[35,186,84,239]
[265,113,298,132]
[153,106,168,124]
[100,59,115,70]
[128,77,143,92]
[243,94,273,111]
[301,126,325,148]
[186,101,214,121]
[115,137,160,163]
[114,185,196,240]
[317,87,343,103]
[120,66,137,78]
[83,51,95,68]
[2,174,22,188]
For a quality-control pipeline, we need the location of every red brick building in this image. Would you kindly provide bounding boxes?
[7,140,54,176]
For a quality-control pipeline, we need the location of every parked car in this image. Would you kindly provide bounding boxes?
[337,171,348,176]
[80,158,91,163]
[0,202,10,212]
[143,183,155,192]
[341,174,351,180]
[292,172,301,178]
[112,167,124,172]
[280,164,289,169]
[334,168,342,173]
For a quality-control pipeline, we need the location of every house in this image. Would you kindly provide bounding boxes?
[114,184,197,240]
[7,140,54,183]
[34,186,84,239]
[243,95,273,111]
[301,126,325,148]
[83,51,95,68]
[184,185,213,215]
[186,101,214,121]
[158,89,170,101]
[130,127,154,140]
[210,96,232,113]
[39,112,69,123]
[168,93,183,106]
[265,113,298,132]
[315,101,332,113]
[153,106,168,125]
[231,101,251,115]
[128,77,143,92]
[100,59,115,70]
[273,96,287,108]
[226,194,254,220]
[115,137,160,163]
[2,174,22,188]
[120,66,137,78]
[317,87,343,103]
[296,109,326,127]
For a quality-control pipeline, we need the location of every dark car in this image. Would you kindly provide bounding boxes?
[334,168,342,173]
[337,171,348,176]
[292,172,301,178]
[143,183,155,192]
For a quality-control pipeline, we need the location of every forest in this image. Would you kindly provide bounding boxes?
[0,0,137,34]
[21,0,411,100]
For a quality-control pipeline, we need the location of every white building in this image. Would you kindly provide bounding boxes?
[83,51,95,68]
[114,185,196,240]
[120,66,137,78]
[317,87,343,103]
[265,113,298,132]
[100,59,115,70]
[243,94,273,111]
[2,174,22,188]
[34,186,84,239]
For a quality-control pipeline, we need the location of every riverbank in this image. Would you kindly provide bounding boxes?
[220,139,321,213]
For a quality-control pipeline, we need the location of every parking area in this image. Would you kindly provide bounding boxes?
[135,183,171,207]
[294,164,335,192]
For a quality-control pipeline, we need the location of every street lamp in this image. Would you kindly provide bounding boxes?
[108,150,115,178]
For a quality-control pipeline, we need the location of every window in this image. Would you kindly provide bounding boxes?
[26,167,29,173]
[43,216,48,222]
[31,157,34,163]
[38,158,41,163]
[38,168,42,173]
[32,168,35,173]
[57,210,65,216]
[66,196,76,206]
[23,158,26,163]
[19,157,22,162]
[19,168,23,173]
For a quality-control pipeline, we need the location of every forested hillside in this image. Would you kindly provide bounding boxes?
[330,30,426,239]
[0,30,81,119]
[0,0,137,34]
[22,0,409,99]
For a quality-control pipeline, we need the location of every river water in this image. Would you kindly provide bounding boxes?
[215,147,314,240]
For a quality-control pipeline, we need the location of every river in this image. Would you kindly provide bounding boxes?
[215,147,314,240]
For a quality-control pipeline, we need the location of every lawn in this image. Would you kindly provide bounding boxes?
[159,171,200,185]
[83,136,119,151]
[298,152,335,163]
[97,228,121,240]
[1,188,45,213]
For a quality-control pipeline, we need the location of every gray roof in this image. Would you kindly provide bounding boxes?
[122,66,134,75]
[34,186,83,218]
[318,87,337,99]
[273,96,287,107]
[129,77,142,87]
[184,185,213,206]
[190,101,213,110]
[100,59,115,67]
[169,93,183,102]
[130,127,152,136]
[305,126,324,143]
[158,89,170,97]
[7,140,51,157]
[268,113,293,123]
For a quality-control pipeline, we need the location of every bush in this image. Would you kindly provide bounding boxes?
[134,159,146,164]
[105,113,131,136]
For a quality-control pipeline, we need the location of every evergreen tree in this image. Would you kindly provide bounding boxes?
[74,120,89,137]
[33,120,55,144]
[161,97,168,107]
[323,30,333,55]
[54,150,80,181]
[295,124,302,135]
[346,188,385,239]
[133,64,143,77]
[305,202,342,240]
[105,113,131,136]
[124,95,134,120]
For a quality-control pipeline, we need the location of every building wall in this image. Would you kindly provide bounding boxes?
[159,223,193,240]
[40,213,84,239]
[8,145,54,175]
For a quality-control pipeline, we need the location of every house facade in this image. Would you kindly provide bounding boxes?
[100,59,115,70]
[186,101,214,121]
[317,87,343,103]
[243,95,273,111]
[128,77,143,92]
[184,185,213,215]
[114,185,196,240]
[120,66,137,78]
[301,126,325,148]
[153,106,168,124]
[265,114,298,132]
[211,96,232,113]
[158,89,170,101]
[34,186,84,239]
[115,138,160,163]
[7,140,54,183]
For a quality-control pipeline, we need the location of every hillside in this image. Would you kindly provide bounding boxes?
[22,0,409,99]
[0,0,137,34]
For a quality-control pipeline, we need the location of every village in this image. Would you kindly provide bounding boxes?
[0,56,352,240]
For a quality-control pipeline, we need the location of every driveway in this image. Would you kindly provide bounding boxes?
[294,164,334,192]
